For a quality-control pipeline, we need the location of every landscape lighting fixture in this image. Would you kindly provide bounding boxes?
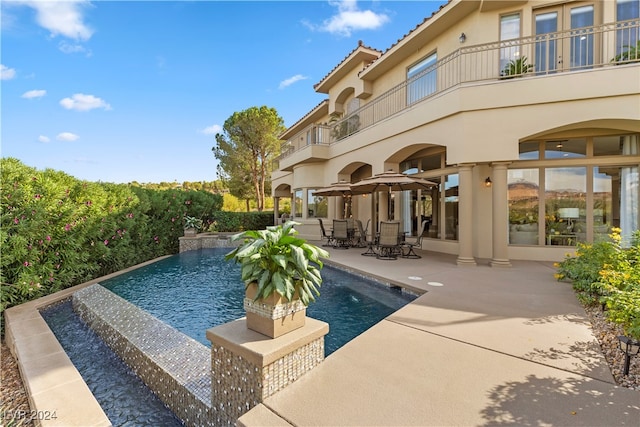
[617,335,640,376]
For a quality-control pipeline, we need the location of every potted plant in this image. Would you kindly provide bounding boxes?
[501,56,534,79]
[183,215,202,237]
[225,221,329,338]
[611,40,640,64]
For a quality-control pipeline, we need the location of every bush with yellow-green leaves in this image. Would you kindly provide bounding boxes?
[556,228,640,339]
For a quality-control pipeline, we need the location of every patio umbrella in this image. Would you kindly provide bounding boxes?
[312,181,353,197]
[350,170,437,220]
[313,181,353,218]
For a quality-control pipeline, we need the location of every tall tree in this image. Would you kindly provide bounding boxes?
[212,106,285,211]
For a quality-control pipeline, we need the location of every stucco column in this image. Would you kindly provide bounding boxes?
[490,162,512,268]
[273,197,280,224]
[456,164,476,266]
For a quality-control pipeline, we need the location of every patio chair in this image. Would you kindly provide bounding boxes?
[318,218,335,247]
[356,219,376,255]
[332,219,351,249]
[376,221,401,260]
[402,220,427,259]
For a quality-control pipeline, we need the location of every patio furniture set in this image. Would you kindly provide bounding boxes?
[319,218,427,260]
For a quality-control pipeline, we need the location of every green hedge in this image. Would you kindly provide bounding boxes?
[0,158,223,315]
[207,211,274,232]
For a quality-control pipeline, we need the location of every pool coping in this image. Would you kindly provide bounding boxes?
[4,255,172,427]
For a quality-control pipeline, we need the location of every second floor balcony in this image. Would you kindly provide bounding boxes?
[275,18,639,169]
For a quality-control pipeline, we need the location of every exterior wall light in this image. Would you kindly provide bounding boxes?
[485,177,492,187]
[459,33,466,43]
[617,335,640,376]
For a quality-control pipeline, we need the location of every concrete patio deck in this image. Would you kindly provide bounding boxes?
[239,245,640,426]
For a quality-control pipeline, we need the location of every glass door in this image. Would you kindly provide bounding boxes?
[534,2,599,74]
[534,9,560,74]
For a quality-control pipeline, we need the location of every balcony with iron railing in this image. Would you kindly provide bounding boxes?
[275,19,639,168]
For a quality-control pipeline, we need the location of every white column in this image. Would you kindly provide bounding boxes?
[491,162,512,267]
[457,164,476,266]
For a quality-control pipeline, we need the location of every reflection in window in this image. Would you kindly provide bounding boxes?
[519,141,540,160]
[500,13,521,73]
[407,52,437,104]
[544,138,586,159]
[616,0,640,61]
[508,169,539,245]
[307,190,327,218]
[570,5,594,69]
[444,174,459,241]
[294,189,303,218]
[545,167,586,246]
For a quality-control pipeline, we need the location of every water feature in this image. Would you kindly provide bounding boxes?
[41,301,184,426]
[40,247,417,425]
[101,247,417,355]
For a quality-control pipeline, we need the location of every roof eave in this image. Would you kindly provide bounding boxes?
[280,99,329,139]
[314,45,382,94]
[359,0,478,81]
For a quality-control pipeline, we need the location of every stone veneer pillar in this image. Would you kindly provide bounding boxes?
[206,317,329,426]
[457,163,477,266]
[490,162,512,267]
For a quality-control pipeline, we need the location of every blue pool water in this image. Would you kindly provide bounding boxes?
[101,247,417,355]
[40,248,416,426]
[41,301,184,426]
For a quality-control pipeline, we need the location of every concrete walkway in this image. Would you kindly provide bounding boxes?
[239,246,640,426]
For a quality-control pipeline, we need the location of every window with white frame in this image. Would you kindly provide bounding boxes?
[407,52,437,105]
[500,13,521,74]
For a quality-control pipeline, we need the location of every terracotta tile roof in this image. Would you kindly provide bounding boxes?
[313,40,382,90]
[279,99,329,139]
[358,0,451,77]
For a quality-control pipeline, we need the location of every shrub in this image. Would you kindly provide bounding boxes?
[556,228,640,340]
[0,158,223,319]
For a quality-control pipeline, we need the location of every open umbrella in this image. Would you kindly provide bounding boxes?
[351,170,437,221]
[313,181,353,218]
[312,181,353,197]
[351,170,437,194]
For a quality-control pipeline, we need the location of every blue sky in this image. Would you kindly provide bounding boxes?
[2,0,446,184]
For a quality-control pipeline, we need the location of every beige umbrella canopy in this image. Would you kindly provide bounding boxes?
[350,170,437,194]
[351,170,437,221]
[313,181,353,218]
[312,181,353,197]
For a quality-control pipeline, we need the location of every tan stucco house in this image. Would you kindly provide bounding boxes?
[271,0,640,265]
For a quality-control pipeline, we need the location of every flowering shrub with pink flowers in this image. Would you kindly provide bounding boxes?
[0,158,223,318]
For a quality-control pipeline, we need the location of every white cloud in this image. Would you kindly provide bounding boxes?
[202,125,222,135]
[1,64,16,80]
[279,74,308,89]
[307,0,389,37]
[58,40,91,56]
[38,135,51,143]
[21,0,94,41]
[60,93,111,112]
[22,89,46,99]
[57,132,79,142]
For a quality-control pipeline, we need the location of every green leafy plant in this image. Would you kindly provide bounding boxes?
[225,221,329,305]
[611,40,640,64]
[183,215,203,230]
[329,112,360,141]
[501,56,534,79]
[555,228,640,339]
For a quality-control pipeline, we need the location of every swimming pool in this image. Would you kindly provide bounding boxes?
[100,247,416,355]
